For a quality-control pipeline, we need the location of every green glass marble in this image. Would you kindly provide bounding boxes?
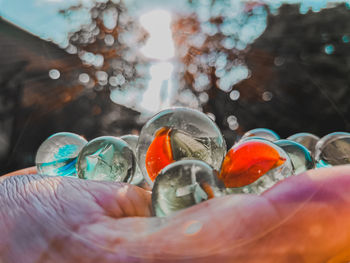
[152,160,224,217]
[77,136,135,182]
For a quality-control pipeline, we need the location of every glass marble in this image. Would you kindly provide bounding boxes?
[120,134,148,188]
[152,160,224,217]
[221,138,293,195]
[275,139,314,175]
[137,107,227,186]
[77,136,135,182]
[35,132,87,177]
[287,133,320,156]
[240,128,280,142]
[315,132,350,167]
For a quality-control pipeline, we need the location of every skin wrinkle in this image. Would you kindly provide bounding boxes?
[67,179,105,217]
[63,201,151,262]
[30,179,64,220]
[12,176,31,210]
[49,180,151,261]
[83,183,126,218]
[14,178,75,263]
[21,176,71,232]
[2,177,39,226]
[1,175,109,263]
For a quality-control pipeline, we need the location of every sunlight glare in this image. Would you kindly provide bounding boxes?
[137,9,176,115]
[139,10,175,60]
[140,62,174,113]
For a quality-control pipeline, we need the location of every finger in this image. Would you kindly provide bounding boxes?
[79,179,152,218]
[1,170,152,218]
[102,166,350,263]
[1,167,37,177]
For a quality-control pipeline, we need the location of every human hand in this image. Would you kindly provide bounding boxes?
[1,166,350,263]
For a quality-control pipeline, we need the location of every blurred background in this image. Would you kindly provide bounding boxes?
[0,0,350,174]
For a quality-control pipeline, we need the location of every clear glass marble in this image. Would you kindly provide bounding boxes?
[77,136,135,182]
[287,132,319,156]
[152,160,224,217]
[222,138,293,195]
[35,132,87,177]
[315,132,350,167]
[137,107,227,186]
[120,134,148,188]
[275,139,314,175]
[240,128,280,142]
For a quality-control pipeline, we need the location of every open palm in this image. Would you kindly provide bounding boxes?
[1,166,350,263]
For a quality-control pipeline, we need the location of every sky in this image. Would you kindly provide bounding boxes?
[1,0,349,116]
[0,0,93,47]
[1,0,349,47]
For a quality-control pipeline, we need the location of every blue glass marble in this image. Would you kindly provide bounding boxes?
[315,132,350,168]
[35,132,87,177]
[275,139,314,174]
[240,128,280,142]
[77,136,135,182]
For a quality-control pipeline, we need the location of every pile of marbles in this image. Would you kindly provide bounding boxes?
[35,107,350,217]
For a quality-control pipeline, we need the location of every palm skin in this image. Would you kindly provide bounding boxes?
[1,166,350,263]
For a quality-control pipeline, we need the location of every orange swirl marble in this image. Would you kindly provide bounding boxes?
[145,127,174,181]
[219,141,286,188]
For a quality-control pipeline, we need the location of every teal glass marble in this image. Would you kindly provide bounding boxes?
[35,132,87,177]
[315,132,350,168]
[77,136,135,182]
[120,134,148,188]
[287,132,319,156]
[275,139,314,175]
[137,107,227,187]
[240,128,280,142]
[152,160,224,217]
